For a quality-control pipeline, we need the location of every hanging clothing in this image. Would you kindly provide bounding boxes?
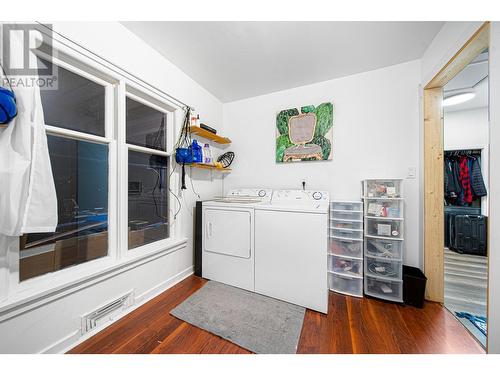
[452,159,462,198]
[459,156,473,204]
[445,159,461,199]
[444,162,449,196]
[471,158,487,197]
[0,30,57,236]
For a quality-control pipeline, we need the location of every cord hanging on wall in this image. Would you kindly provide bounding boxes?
[174,107,193,190]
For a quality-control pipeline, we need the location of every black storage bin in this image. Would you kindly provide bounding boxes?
[444,206,480,248]
[403,266,427,308]
[453,215,487,256]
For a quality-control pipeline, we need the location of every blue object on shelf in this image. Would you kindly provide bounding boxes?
[175,147,192,164]
[191,139,203,163]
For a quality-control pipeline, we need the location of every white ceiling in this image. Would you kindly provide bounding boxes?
[122,21,444,102]
[444,51,489,113]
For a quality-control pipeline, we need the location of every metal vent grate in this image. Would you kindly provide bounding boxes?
[81,292,134,334]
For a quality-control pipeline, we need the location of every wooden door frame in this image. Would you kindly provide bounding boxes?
[424,22,490,302]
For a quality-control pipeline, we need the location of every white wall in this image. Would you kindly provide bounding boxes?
[0,22,224,353]
[221,60,422,268]
[444,107,489,150]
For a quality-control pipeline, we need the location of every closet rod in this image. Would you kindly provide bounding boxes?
[35,22,194,111]
[444,149,482,156]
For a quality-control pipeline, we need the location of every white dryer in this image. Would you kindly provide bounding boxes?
[202,188,273,292]
[254,190,329,313]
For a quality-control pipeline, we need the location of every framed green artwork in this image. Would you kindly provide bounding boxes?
[275,102,333,163]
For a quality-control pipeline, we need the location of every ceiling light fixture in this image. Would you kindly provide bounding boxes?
[442,92,476,107]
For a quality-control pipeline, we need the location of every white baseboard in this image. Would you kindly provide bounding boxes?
[42,330,81,354]
[42,265,194,354]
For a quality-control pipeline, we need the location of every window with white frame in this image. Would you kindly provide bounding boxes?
[126,96,170,250]
[18,49,174,282]
[19,56,113,281]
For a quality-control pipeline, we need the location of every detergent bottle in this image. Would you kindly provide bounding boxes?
[190,140,203,163]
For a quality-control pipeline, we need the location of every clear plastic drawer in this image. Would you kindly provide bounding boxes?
[330,227,363,240]
[330,219,363,231]
[364,179,402,199]
[364,200,403,218]
[330,210,363,221]
[365,256,402,280]
[365,276,403,302]
[329,273,363,297]
[331,201,363,211]
[329,255,363,277]
[329,238,363,258]
[365,217,404,239]
[364,237,403,260]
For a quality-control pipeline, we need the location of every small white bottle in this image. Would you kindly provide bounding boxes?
[203,143,212,164]
[190,110,197,126]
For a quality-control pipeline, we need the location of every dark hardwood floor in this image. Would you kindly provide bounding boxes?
[68,275,484,354]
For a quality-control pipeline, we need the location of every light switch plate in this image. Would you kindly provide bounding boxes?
[407,167,416,179]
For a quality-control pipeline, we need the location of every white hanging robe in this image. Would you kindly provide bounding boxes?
[0,32,57,237]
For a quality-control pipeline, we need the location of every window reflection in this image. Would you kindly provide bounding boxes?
[20,136,109,281]
[128,151,169,249]
[126,97,167,151]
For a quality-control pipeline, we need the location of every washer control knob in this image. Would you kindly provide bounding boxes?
[312,191,322,200]
[258,189,266,197]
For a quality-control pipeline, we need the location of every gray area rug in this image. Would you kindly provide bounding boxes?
[170,281,305,354]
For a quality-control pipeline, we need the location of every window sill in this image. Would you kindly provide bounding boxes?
[0,237,187,322]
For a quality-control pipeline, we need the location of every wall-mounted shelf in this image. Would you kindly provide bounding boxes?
[189,126,231,144]
[189,163,231,173]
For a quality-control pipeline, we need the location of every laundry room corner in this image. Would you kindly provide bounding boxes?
[2,9,499,365]
[221,60,422,268]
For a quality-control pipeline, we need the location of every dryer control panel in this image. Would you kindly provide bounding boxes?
[228,188,273,202]
[272,190,330,205]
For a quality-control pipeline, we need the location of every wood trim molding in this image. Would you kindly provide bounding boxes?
[424,87,444,302]
[425,22,490,89]
[423,21,490,303]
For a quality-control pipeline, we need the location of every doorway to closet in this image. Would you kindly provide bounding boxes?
[423,22,490,350]
[443,49,489,347]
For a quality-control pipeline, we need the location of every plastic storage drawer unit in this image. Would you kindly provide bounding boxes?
[329,255,363,277]
[365,200,403,218]
[331,201,363,211]
[329,273,363,297]
[364,237,403,260]
[331,228,363,240]
[365,256,402,280]
[330,238,363,259]
[330,210,363,222]
[331,219,363,231]
[364,179,402,198]
[365,276,403,302]
[365,218,404,239]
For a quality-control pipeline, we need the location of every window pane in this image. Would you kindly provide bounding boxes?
[20,136,109,281]
[38,57,106,136]
[128,151,169,249]
[126,97,167,151]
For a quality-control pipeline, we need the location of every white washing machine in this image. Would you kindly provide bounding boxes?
[202,188,273,292]
[255,190,329,313]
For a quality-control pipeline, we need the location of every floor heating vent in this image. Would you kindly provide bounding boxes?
[81,292,134,335]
